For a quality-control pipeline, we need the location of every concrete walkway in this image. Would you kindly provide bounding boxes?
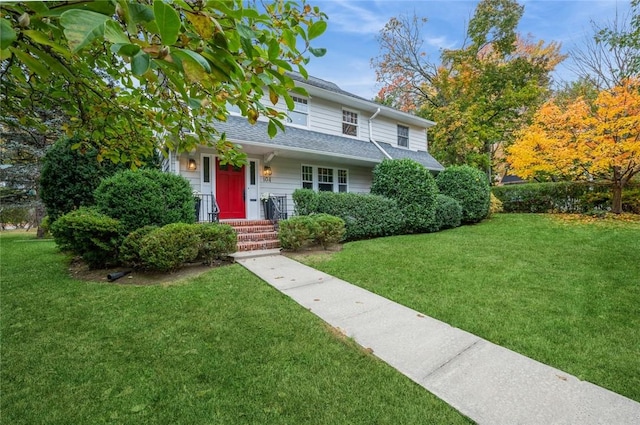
[236,253,640,425]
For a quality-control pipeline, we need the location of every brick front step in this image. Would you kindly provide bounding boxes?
[236,239,281,252]
[221,219,273,227]
[237,232,278,242]
[233,225,278,234]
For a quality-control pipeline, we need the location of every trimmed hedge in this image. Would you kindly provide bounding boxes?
[437,165,490,224]
[94,169,195,233]
[314,191,404,241]
[138,223,200,272]
[278,216,318,251]
[428,195,463,232]
[292,189,319,216]
[371,159,438,233]
[51,207,123,269]
[196,223,237,265]
[119,225,158,268]
[311,214,346,249]
[492,182,640,214]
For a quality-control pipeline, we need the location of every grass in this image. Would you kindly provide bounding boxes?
[0,232,471,425]
[298,214,640,402]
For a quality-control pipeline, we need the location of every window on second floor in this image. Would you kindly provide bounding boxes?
[342,110,358,137]
[397,124,409,148]
[287,96,308,127]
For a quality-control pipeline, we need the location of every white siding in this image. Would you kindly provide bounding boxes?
[370,117,428,151]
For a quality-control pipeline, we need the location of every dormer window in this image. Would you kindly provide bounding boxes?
[287,96,308,127]
[342,110,358,136]
[397,125,409,147]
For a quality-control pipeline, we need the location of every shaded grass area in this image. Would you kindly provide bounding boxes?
[0,233,471,424]
[300,214,640,402]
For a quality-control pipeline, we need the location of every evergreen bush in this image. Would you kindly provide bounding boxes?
[50,207,123,269]
[437,165,490,223]
[278,216,318,251]
[119,225,158,268]
[196,223,237,265]
[428,195,463,232]
[370,159,438,233]
[138,223,200,271]
[311,214,346,249]
[292,189,319,216]
[94,169,195,233]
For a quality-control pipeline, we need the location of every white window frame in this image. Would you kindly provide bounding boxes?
[301,165,314,189]
[301,165,349,192]
[342,109,358,137]
[397,124,409,148]
[286,95,309,127]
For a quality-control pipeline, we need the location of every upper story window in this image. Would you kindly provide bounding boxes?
[342,110,358,137]
[287,96,308,126]
[397,124,409,148]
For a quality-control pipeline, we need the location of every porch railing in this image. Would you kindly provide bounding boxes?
[263,194,288,224]
[195,194,220,223]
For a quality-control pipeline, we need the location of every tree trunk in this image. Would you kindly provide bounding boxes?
[611,184,623,214]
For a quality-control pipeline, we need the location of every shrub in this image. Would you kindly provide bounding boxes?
[278,216,318,251]
[138,223,200,271]
[311,214,346,249]
[437,165,490,223]
[119,225,159,268]
[196,223,237,265]
[371,159,438,233]
[40,136,124,221]
[315,191,404,241]
[292,189,319,216]
[0,205,31,228]
[490,193,504,215]
[428,195,463,232]
[94,169,195,234]
[51,207,123,269]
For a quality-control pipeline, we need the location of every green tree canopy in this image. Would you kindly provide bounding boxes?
[0,0,327,167]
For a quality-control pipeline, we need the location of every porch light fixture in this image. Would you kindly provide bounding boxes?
[187,158,197,171]
[263,165,272,177]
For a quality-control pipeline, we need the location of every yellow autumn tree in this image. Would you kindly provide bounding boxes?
[507,78,640,213]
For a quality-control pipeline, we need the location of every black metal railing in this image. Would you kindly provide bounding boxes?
[195,194,220,222]
[263,194,288,224]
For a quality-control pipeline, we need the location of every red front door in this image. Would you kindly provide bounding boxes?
[216,159,246,219]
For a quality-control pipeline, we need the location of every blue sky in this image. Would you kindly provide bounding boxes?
[304,0,633,99]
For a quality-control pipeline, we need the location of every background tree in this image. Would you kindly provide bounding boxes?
[507,78,640,213]
[372,0,564,181]
[0,0,327,166]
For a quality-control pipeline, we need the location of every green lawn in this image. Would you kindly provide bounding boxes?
[0,232,471,425]
[298,214,640,402]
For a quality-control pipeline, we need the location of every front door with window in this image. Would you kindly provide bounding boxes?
[216,158,246,219]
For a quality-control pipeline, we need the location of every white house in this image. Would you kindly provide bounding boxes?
[167,74,443,222]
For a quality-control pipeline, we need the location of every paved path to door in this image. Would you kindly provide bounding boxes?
[235,253,640,425]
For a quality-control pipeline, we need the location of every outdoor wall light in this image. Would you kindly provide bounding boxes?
[187,158,197,171]
[263,165,273,177]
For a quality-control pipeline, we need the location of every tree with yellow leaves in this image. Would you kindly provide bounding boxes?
[507,78,640,213]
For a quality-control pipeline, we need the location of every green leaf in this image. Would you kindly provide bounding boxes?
[267,120,277,138]
[267,38,279,61]
[0,48,12,61]
[22,30,70,56]
[111,43,141,57]
[153,0,181,46]
[308,20,327,41]
[129,3,154,23]
[174,49,211,72]
[0,18,17,50]
[104,20,130,44]
[10,46,50,77]
[60,10,109,52]
[236,23,256,40]
[131,52,150,75]
[309,47,327,57]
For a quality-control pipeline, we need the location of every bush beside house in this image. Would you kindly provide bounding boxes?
[436,165,490,224]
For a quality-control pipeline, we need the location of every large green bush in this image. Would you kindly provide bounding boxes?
[138,223,200,271]
[278,216,318,251]
[40,136,123,221]
[196,223,237,265]
[437,165,490,223]
[51,207,123,269]
[491,182,640,214]
[94,169,195,233]
[315,191,404,241]
[292,189,319,216]
[119,225,158,268]
[311,214,346,249]
[428,195,463,232]
[370,159,438,233]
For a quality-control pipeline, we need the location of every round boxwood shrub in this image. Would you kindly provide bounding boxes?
[428,194,463,232]
[40,136,123,221]
[371,159,438,233]
[50,207,123,269]
[119,225,159,268]
[311,213,346,249]
[196,223,237,265]
[138,223,200,271]
[94,169,195,233]
[436,165,490,224]
[278,216,318,251]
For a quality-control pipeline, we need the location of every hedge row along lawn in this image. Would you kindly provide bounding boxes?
[298,214,640,402]
[0,233,471,425]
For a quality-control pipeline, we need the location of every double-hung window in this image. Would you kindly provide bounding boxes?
[397,124,409,147]
[342,110,358,136]
[301,165,348,192]
[287,96,308,127]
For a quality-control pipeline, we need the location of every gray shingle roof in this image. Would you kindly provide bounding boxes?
[215,115,444,171]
